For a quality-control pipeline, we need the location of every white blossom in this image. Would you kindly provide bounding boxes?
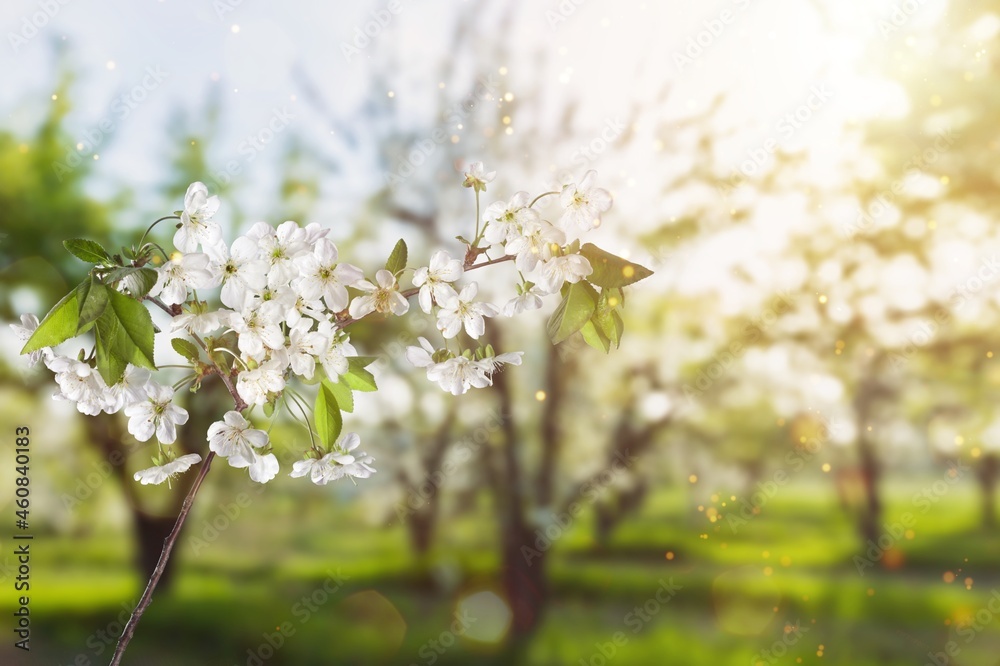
[228,449,280,483]
[171,308,224,336]
[124,383,189,443]
[482,191,539,246]
[559,170,612,233]
[10,314,47,367]
[151,252,215,306]
[503,286,544,317]
[46,356,110,415]
[536,254,593,294]
[236,356,287,406]
[316,322,357,382]
[290,455,336,485]
[404,337,437,369]
[349,269,409,318]
[505,219,565,272]
[228,307,285,360]
[174,182,222,252]
[462,161,496,191]
[286,320,327,379]
[412,250,463,314]
[208,410,268,459]
[103,365,151,414]
[290,433,375,484]
[435,282,499,339]
[476,352,524,375]
[252,220,310,288]
[294,239,364,312]
[134,454,202,486]
[207,237,268,309]
[208,411,275,482]
[427,356,492,395]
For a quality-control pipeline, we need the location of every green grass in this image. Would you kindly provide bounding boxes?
[3,477,999,665]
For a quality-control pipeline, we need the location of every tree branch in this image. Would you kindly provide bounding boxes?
[111,296,249,664]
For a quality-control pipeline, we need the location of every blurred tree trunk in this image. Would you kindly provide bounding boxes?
[595,481,648,547]
[853,369,889,546]
[132,513,182,589]
[590,404,669,548]
[976,454,999,529]
[487,332,552,654]
[401,406,457,558]
[83,414,193,592]
[82,385,220,591]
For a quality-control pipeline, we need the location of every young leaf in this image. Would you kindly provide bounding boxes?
[171,338,200,362]
[342,364,378,392]
[547,281,598,345]
[314,383,343,447]
[583,289,624,352]
[105,289,156,369]
[64,239,111,264]
[611,311,624,345]
[349,356,380,369]
[580,319,611,353]
[103,266,159,299]
[94,309,129,385]
[324,378,355,413]
[579,243,653,289]
[127,267,159,299]
[385,239,408,275]
[21,284,84,354]
[77,277,109,330]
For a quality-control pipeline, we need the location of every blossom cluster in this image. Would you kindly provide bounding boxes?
[13,164,616,490]
[8,319,203,486]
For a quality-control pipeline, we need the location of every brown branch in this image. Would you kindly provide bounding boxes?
[108,451,217,666]
[110,296,248,664]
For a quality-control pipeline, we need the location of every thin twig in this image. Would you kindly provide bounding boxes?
[111,296,246,664]
[108,451,217,666]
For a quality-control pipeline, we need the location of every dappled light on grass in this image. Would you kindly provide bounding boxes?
[712,565,782,636]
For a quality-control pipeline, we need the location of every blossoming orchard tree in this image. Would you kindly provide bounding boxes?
[13,165,650,664]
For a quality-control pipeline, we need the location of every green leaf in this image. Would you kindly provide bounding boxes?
[314,383,343,447]
[77,277,109,330]
[546,281,598,345]
[21,284,83,354]
[579,243,653,289]
[349,356,380,369]
[590,289,625,351]
[385,239,408,275]
[127,268,159,299]
[94,310,129,385]
[342,360,378,392]
[171,338,200,362]
[611,311,624,345]
[104,266,159,299]
[105,289,156,370]
[64,239,111,264]
[324,378,354,413]
[580,319,611,353]
[92,289,158,386]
